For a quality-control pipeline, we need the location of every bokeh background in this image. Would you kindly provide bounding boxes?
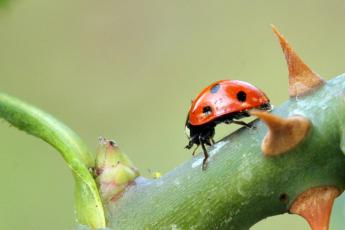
[1,0,345,229]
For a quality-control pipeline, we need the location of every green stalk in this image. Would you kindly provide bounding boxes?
[0,94,106,229]
[106,75,345,229]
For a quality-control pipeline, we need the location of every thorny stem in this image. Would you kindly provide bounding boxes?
[2,77,345,230]
[2,74,345,230]
[106,75,345,229]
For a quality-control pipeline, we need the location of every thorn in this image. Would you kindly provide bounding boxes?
[271,25,325,97]
[290,186,341,230]
[250,110,310,156]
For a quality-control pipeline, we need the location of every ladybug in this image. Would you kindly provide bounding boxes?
[185,80,271,170]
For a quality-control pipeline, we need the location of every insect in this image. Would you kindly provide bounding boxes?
[185,80,271,170]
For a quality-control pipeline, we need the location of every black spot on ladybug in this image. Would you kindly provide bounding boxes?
[210,84,220,94]
[237,91,246,102]
[203,106,212,115]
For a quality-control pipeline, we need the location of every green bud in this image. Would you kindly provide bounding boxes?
[95,137,139,202]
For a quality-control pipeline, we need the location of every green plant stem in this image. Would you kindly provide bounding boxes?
[2,75,345,230]
[107,75,345,229]
[0,94,106,229]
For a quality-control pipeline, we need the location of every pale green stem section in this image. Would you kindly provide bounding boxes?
[0,94,106,229]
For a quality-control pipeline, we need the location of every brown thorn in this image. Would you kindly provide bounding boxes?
[290,186,341,230]
[271,25,325,97]
[250,110,310,156]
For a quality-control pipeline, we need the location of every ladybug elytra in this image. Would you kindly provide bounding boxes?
[185,80,271,170]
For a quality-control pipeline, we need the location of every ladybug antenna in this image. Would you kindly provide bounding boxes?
[271,25,325,97]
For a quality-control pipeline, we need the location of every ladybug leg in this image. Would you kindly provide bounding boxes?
[232,120,256,129]
[192,145,199,156]
[210,138,215,145]
[199,137,209,171]
[185,141,193,149]
[205,138,212,146]
[185,136,197,149]
[207,127,216,146]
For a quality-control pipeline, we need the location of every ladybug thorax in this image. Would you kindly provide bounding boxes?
[188,80,269,126]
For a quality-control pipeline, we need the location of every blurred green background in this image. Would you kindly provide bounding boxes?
[0,0,345,229]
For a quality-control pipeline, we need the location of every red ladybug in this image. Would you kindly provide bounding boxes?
[185,80,271,170]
